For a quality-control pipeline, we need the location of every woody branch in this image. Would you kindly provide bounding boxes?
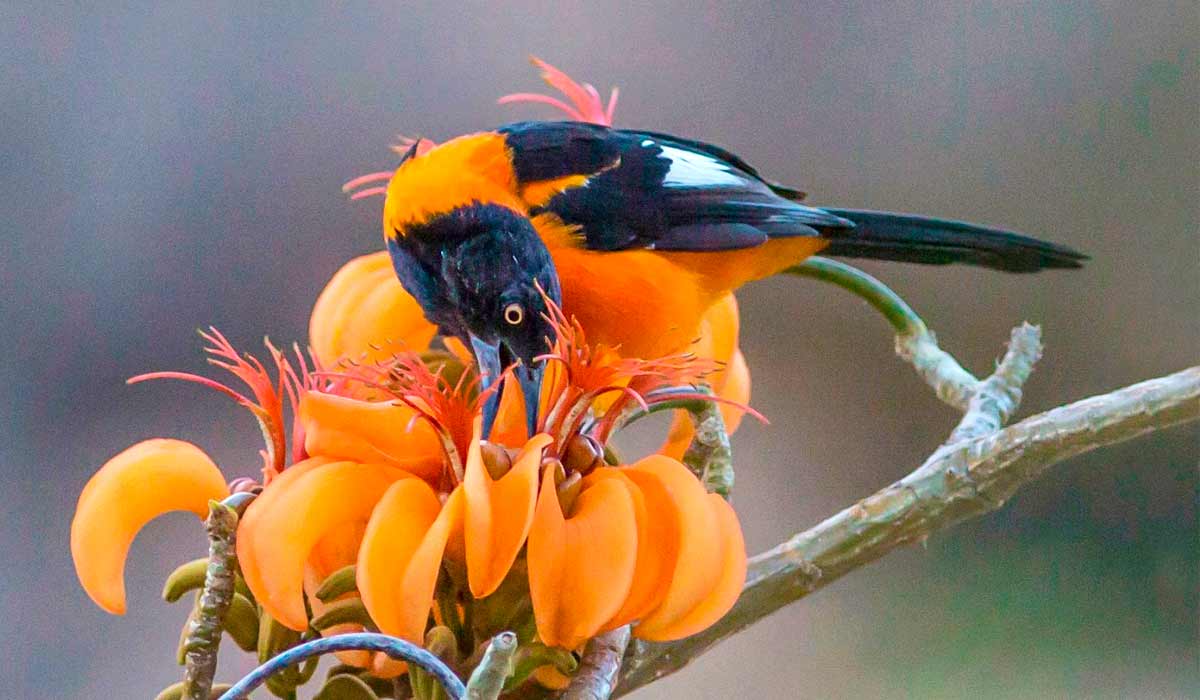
[615,360,1199,694]
[555,257,1200,698]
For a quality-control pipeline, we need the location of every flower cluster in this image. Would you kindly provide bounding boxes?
[69,59,755,696]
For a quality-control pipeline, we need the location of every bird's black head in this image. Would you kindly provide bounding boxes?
[391,203,561,437]
[440,205,561,368]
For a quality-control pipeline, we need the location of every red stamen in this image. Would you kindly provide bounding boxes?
[349,186,388,200]
[605,88,620,125]
[497,93,585,121]
[126,371,251,405]
[340,170,394,192]
[498,57,618,127]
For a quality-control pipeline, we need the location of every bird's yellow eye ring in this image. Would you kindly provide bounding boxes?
[503,303,525,326]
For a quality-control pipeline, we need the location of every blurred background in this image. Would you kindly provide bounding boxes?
[2,2,1196,698]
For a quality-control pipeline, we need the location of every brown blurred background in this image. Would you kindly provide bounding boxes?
[2,2,1196,698]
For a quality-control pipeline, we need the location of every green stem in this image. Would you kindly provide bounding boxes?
[679,387,734,497]
[181,500,240,700]
[465,632,518,700]
[784,257,922,335]
[785,257,980,410]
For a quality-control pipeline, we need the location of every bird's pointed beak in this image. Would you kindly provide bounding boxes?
[470,334,543,440]
[470,334,504,439]
[513,360,543,439]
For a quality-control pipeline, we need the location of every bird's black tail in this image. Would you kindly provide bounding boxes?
[819,208,1087,273]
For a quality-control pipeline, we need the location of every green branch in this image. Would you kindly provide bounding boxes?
[786,258,980,409]
[679,387,735,497]
[465,632,518,700]
[181,500,240,700]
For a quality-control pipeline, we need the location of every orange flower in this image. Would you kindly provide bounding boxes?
[71,439,229,614]
[517,298,749,648]
[309,251,437,369]
[528,456,746,648]
[72,60,756,688]
[69,330,445,624]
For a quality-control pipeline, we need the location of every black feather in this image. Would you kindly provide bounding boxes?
[498,122,1085,272]
[819,209,1088,272]
[501,121,837,252]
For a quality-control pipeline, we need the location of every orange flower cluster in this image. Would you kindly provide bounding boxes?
[69,58,754,690]
[72,303,747,670]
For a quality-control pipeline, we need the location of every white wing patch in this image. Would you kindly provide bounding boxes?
[656,144,745,188]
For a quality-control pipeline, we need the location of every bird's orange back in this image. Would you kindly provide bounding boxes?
[534,214,829,357]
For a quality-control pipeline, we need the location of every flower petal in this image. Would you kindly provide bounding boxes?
[637,493,747,641]
[700,293,741,383]
[235,456,337,600]
[71,439,229,614]
[358,480,464,644]
[528,470,637,649]
[718,348,751,434]
[237,460,412,630]
[628,456,721,641]
[661,293,747,458]
[309,251,437,367]
[299,391,445,482]
[585,468,680,630]
[465,430,553,597]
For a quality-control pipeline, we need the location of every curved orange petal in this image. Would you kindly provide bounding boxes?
[698,293,740,387]
[235,456,337,600]
[303,528,372,669]
[71,439,229,614]
[586,468,681,630]
[443,336,473,366]
[660,293,746,458]
[308,521,366,580]
[358,481,464,644]
[237,460,413,630]
[528,470,637,649]
[628,456,721,641]
[309,251,437,368]
[488,380,532,447]
[637,493,747,641]
[465,427,552,597]
[299,391,444,482]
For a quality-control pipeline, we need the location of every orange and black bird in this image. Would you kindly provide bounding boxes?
[380,120,1084,435]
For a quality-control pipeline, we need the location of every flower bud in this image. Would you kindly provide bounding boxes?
[563,434,605,475]
[479,440,514,480]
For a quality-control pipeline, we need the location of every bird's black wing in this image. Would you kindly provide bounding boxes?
[498,121,852,252]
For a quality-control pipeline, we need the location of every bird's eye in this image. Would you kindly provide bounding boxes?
[503,302,525,326]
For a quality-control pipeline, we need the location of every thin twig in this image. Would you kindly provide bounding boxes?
[465,632,519,700]
[679,387,734,496]
[181,500,240,700]
[616,365,1200,694]
[943,323,1041,446]
[563,627,631,700]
